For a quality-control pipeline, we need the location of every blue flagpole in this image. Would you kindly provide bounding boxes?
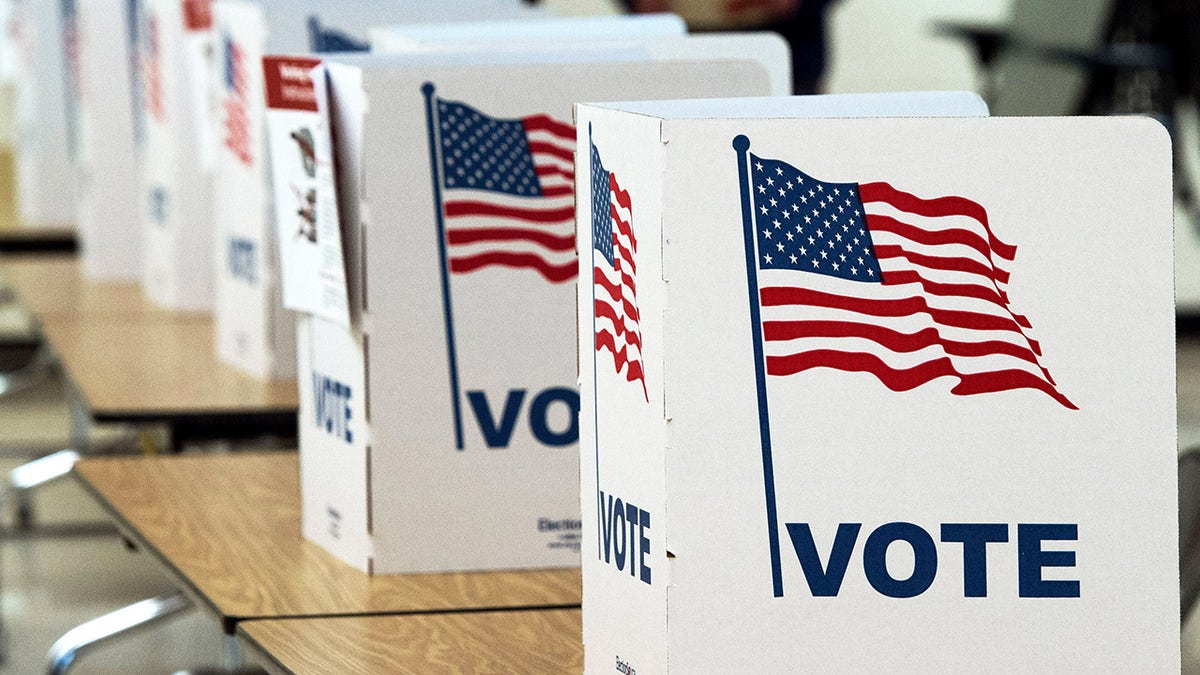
[62,0,79,161]
[734,135,783,598]
[423,82,465,451]
[589,124,604,561]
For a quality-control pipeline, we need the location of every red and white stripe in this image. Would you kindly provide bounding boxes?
[759,181,1074,409]
[444,113,578,283]
[594,172,647,401]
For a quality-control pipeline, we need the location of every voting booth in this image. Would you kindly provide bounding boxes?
[12,0,76,229]
[138,0,217,309]
[212,1,290,376]
[575,99,1178,671]
[272,38,785,575]
[212,0,532,378]
[371,21,791,98]
[70,0,142,280]
[368,13,686,51]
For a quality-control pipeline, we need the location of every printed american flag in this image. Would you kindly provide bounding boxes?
[591,139,647,401]
[746,151,1075,409]
[433,96,577,283]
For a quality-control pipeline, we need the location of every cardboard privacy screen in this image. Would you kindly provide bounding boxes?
[294,49,779,575]
[213,1,295,378]
[139,0,215,310]
[576,106,1176,672]
[13,0,76,228]
[213,0,534,378]
[71,0,142,280]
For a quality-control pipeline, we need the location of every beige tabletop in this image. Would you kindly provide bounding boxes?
[73,453,582,633]
[1,255,296,421]
[239,609,583,675]
[1,254,188,321]
[40,316,297,418]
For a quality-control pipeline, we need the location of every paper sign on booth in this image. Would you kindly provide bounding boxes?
[264,55,350,329]
[289,47,780,575]
[139,0,216,310]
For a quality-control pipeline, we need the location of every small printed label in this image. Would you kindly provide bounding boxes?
[326,505,342,540]
[539,517,582,552]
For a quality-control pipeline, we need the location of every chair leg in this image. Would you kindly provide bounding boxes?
[0,343,56,399]
[5,449,81,529]
[8,449,82,492]
[46,591,193,674]
[0,449,84,665]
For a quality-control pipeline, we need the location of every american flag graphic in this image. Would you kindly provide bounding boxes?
[591,139,647,401]
[744,150,1075,410]
[431,95,577,283]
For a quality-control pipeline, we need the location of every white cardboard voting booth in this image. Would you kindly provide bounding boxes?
[265,53,368,565]
[576,101,1177,672]
[284,46,781,575]
[212,1,287,376]
[211,0,531,377]
[12,0,75,228]
[260,0,534,54]
[368,13,685,51]
[372,27,791,99]
[272,14,692,331]
[72,0,141,280]
[138,0,216,309]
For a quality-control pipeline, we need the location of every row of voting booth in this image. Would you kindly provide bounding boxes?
[6,0,1181,671]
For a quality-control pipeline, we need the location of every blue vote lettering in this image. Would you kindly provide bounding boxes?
[466,387,579,448]
[597,489,651,585]
[312,371,352,444]
[1017,523,1080,598]
[227,237,257,284]
[785,523,859,596]
[861,522,938,598]
[785,521,1078,598]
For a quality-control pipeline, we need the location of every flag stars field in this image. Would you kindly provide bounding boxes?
[751,158,880,283]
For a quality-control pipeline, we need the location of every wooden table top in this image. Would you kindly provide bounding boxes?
[239,609,583,675]
[73,453,582,633]
[2,255,183,320]
[39,316,297,418]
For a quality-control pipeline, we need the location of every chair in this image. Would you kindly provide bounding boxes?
[939,0,1200,225]
[46,592,193,674]
[1182,446,1200,621]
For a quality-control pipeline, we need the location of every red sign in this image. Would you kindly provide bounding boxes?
[263,56,322,112]
[182,0,213,30]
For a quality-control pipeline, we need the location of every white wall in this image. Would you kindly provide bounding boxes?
[826,0,1011,95]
